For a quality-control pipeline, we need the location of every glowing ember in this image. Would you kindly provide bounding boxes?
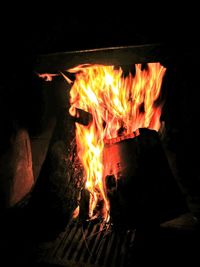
[67,63,166,222]
[37,73,59,81]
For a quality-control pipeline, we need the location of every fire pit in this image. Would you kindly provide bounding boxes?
[33,44,188,266]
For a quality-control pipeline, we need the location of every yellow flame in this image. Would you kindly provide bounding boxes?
[68,63,166,221]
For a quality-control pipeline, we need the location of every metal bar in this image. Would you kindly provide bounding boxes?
[38,221,137,267]
[63,225,83,260]
[119,229,136,267]
[49,222,73,259]
[87,223,103,264]
[35,43,170,73]
[59,222,79,259]
[110,234,124,267]
[72,224,91,261]
[95,230,110,265]
[103,231,116,266]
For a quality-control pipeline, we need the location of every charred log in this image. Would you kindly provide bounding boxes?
[103,128,188,229]
[79,188,90,222]
[70,108,93,126]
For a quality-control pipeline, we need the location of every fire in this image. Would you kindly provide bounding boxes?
[67,63,166,222]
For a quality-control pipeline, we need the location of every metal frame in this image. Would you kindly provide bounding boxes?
[35,43,171,73]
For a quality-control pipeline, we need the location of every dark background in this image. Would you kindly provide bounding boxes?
[1,5,200,194]
[0,4,199,56]
[0,5,200,266]
[0,4,200,181]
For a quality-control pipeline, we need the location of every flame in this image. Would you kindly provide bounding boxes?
[37,73,59,81]
[68,63,166,221]
[72,205,80,219]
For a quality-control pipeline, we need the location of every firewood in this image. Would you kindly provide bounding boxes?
[103,128,188,229]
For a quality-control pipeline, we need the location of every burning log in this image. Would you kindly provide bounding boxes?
[103,128,188,229]
[67,63,167,222]
[79,188,90,221]
[70,108,92,126]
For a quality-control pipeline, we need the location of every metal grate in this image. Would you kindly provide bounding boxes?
[37,219,136,267]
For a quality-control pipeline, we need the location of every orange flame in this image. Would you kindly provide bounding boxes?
[68,63,166,221]
[37,73,59,81]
